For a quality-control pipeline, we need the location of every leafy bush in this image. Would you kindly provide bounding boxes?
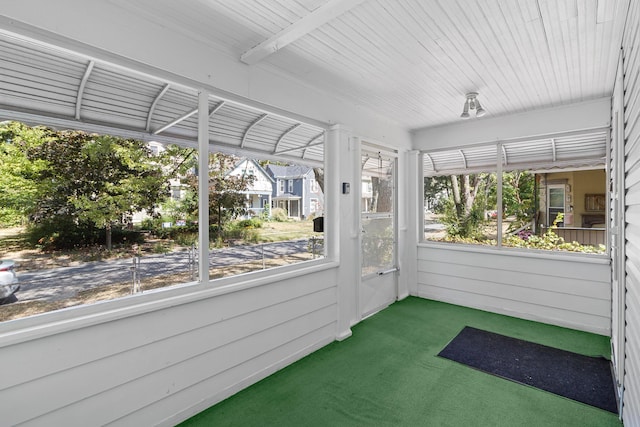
[441,198,486,240]
[259,204,271,221]
[27,217,144,250]
[151,241,172,254]
[235,218,262,229]
[502,213,605,254]
[140,217,197,242]
[438,213,606,254]
[173,232,197,246]
[224,226,260,243]
[0,207,24,227]
[270,208,288,222]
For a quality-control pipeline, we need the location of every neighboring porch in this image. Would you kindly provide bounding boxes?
[181,298,619,427]
[242,192,271,218]
[537,169,607,247]
[273,196,302,219]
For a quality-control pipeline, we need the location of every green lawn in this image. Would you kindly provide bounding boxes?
[256,219,322,242]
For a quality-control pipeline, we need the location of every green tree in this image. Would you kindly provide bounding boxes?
[424,175,451,213]
[27,127,168,249]
[441,174,489,238]
[486,171,536,229]
[503,171,535,223]
[0,122,52,225]
[183,153,255,239]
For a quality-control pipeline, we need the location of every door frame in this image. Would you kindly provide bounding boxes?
[358,142,399,319]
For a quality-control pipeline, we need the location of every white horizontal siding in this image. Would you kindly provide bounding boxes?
[623,0,640,423]
[416,245,610,335]
[0,267,338,426]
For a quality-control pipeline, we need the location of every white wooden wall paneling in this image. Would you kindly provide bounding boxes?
[418,284,609,333]
[418,271,609,315]
[417,260,609,300]
[4,289,336,422]
[418,246,609,281]
[129,322,337,427]
[0,270,338,426]
[28,308,337,426]
[1,270,334,388]
[416,246,611,334]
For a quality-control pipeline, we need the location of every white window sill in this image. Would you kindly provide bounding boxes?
[418,240,609,264]
[0,258,339,348]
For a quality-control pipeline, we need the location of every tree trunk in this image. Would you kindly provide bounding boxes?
[313,168,324,193]
[450,175,463,217]
[452,174,482,218]
[467,175,481,212]
[374,177,393,212]
[106,222,112,251]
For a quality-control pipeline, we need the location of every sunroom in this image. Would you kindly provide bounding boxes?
[0,1,638,426]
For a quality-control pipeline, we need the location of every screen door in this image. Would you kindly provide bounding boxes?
[360,149,397,318]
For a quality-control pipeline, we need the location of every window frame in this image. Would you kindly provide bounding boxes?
[0,27,334,335]
[420,138,609,258]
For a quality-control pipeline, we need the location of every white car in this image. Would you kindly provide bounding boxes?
[0,260,19,304]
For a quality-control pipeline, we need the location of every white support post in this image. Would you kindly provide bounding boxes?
[329,124,355,341]
[402,150,420,297]
[198,91,210,284]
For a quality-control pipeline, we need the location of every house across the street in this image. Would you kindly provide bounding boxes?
[266,164,324,219]
[227,159,275,218]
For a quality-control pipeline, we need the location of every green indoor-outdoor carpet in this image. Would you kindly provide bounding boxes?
[179,297,621,427]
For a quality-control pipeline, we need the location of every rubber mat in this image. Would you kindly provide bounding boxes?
[438,326,617,413]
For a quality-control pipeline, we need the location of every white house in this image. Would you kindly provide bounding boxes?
[0,1,638,426]
[226,158,275,218]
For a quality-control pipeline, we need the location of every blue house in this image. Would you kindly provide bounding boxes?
[266,164,324,219]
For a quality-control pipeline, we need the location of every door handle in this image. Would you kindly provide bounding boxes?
[377,267,398,276]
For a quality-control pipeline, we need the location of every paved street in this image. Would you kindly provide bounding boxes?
[16,239,321,302]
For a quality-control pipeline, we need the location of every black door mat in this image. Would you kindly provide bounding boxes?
[438,326,617,413]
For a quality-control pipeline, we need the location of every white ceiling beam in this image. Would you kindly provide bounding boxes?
[240,0,368,65]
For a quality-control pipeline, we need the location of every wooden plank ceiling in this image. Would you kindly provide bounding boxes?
[110,0,629,131]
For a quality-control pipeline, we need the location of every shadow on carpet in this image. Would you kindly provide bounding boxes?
[438,326,617,413]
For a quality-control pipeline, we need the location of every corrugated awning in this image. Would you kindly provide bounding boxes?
[0,30,325,165]
[423,129,608,176]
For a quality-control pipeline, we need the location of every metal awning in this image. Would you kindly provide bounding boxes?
[0,30,325,165]
[422,129,608,176]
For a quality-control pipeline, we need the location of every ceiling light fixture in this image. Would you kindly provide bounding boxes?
[460,92,486,119]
